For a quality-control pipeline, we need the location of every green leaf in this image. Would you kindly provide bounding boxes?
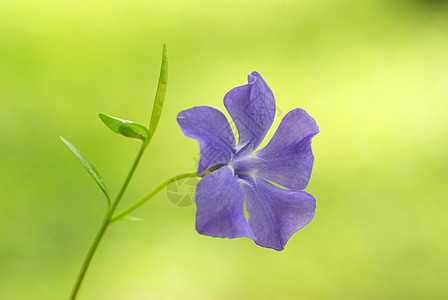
[148,44,168,138]
[98,113,123,134]
[99,113,149,141]
[60,137,110,205]
[121,215,147,222]
[110,215,147,224]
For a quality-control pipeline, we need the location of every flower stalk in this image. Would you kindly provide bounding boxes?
[110,171,198,223]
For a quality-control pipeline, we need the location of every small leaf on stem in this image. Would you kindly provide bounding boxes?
[121,215,147,222]
[148,44,168,138]
[99,113,149,141]
[60,137,110,205]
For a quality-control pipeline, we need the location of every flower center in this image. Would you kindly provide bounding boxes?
[230,153,264,177]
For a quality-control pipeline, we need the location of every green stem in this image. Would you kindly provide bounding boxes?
[69,143,147,300]
[69,215,109,300]
[110,171,199,223]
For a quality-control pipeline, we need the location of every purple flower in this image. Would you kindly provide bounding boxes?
[177,72,319,251]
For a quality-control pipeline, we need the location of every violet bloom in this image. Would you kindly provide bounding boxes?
[177,72,319,251]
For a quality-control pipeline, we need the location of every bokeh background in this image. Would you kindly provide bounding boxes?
[1,0,447,299]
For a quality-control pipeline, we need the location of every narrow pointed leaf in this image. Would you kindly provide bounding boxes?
[149,44,168,137]
[60,137,110,205]
[99,113,149,141]
[121,215,147,222]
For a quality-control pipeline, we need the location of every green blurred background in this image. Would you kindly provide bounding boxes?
[1,0,447,299]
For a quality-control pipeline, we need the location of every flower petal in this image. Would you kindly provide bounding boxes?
[177,106,236,175]
[241,176,316,251]
[224,72,276,155]
[195,166,255,239]
[256,108,319,190]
